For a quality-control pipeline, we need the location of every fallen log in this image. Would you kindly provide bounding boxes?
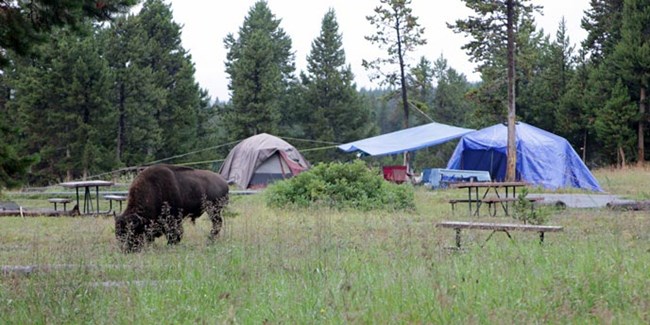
[0,205,79,217]
[606,200,650,211]
[2,264,136,276]
[88,280,182,288]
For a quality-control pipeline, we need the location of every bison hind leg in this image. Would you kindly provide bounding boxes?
[205,200,225,241]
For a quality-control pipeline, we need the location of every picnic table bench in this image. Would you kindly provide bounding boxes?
[48,198,73,211]
[104,194,127,214]
[436,221,563,248]
[448,196,544,216]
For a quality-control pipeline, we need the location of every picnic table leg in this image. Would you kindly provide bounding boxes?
[75,188,80,213]
[455,228,462,248]
[539,231,545,244]
[466,188,472,217]
[95,186,100,215]
[83,187,92,214]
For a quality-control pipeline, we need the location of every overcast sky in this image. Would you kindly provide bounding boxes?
[165,0,591,101]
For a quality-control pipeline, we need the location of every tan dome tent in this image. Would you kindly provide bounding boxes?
[219,133,311,189]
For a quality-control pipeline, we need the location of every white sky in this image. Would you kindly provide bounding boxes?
[166,0,590,101]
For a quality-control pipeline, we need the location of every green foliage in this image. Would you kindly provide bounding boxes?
[222,1,295,142]
[135,0,206,161]
[9,25,115,181]
[296,9,376,164]
[593,79,637,165]
[3,168,650,323]
[264,160,415,211]
[363,0,426,129]
[581,0,625,62]
[430,54,477,127]
[0,0,137,67]
[511,187,550,225]
[449,0,540,128]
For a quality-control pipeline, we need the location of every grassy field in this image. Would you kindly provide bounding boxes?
[1,167,649,323]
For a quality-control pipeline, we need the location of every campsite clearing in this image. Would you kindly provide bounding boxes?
[1,167,649,323]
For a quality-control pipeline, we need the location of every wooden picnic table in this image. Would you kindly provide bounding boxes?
[448,181,533,217]
[60,180,114,215]
[436,221,564,248]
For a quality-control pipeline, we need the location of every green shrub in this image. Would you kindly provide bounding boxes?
[264,160,415,211]
[512,187,551,225]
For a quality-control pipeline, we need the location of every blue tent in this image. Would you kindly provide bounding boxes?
[446,122,603,192]
[338,122,475,156]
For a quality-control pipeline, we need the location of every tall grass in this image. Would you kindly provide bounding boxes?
[1,169,649,323]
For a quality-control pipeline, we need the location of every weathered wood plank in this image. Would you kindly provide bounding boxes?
[436,221,563,232]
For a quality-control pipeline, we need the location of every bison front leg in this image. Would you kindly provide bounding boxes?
[164,217,184,245]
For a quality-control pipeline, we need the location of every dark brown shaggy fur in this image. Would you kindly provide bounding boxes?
[115,164,229,253]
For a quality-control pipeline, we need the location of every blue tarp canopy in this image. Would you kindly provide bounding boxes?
[338,122,475,156]
[446,122,603,192]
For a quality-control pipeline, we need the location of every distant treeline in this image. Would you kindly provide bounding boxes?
[0,0,647,187]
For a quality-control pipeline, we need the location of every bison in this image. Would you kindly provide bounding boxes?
[114,164,229,253]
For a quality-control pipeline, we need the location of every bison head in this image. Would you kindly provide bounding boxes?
[114,213,146,253]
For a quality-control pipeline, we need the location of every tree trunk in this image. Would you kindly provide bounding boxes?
[66,147,72,181]
[619,146,626,169]
[505,0,517,181]
[117,82,126,163]
[638,86,646,167]
[396,16,410,171]
[582,128,587,162]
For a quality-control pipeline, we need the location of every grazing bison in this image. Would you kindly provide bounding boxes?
[115,164,229,253]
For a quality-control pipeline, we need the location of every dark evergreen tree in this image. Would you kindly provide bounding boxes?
[102,16,164,167]
[363,0,427,130]
[0,0,137,67]
[593,79,637,167]
[0,0,136,190]
[408,56,436,124]
[516,19,570,134]
[449,0,540,181]
[581,0,625,62]
[300,9,375,163]
[431,54,477,127]
[223,0,295,142]
[10,25,114,182]
[558,50,593,162]
[612,0,650,165]
[135,0,205,161]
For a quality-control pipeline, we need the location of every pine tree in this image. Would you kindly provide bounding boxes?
[300,9,375,163]
[612,0,650,166]
[11,25,115,181]
[593,79,637,167]
[102,17,164,167]
[0,0,136,190]
[558,50,592,161]
[136,0,204,161]
[0,0,136,67]
[582,0,625,62]
[449,0,539,180]
[363,0,427,130]
[408,56,436,124]
[223,0,295,142]
[431,55,477,127]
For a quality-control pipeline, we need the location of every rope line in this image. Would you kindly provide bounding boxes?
[279,136,341,145]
